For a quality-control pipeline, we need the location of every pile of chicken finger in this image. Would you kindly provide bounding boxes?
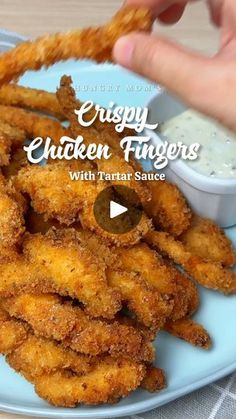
[0,7,235,409]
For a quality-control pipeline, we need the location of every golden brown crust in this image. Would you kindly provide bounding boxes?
[180,216,236,267]
[57,75,151,203]
[107,269,169,330]
[145,231,236,295]
[16,161,151,246]
[0,105,66,144]
[144,180,192,237]
[35,358,146,407]
[0,84,65,120]
[1,293,153,361]
[164,318,212,349]
[6,335,95,381]
[0,307,28,355]
[0,176,25,248]
[141,366,166,393]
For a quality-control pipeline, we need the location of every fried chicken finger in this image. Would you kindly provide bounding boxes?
[0,84,65,120]
[0,7,152,85]
[1,294,152,361]
[35,358,146,407]
[145,231,236,295]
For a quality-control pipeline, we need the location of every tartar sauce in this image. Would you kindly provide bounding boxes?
[159,109,236,179]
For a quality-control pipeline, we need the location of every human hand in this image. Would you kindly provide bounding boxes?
[113,0,236,133]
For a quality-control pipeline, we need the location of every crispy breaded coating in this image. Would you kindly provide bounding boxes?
[164,318,212,349]
[7,335,94,381]
[71,229,169,329]
[0,229,120,319]
[80,201,151,247]
[1,294,76,341]
[0,137,11,166]
[16,161,97,225]
[144,180,192,237]
[0,7,152,86]
[0,176,25,247]
[115,243,176,300]
[2,148,28,179]
[0,84,65,120]
[1,310,146,405]
[23,229,121,318]
[113,243,200,321]
[26,207,61,234]
[107,269,169,330]
[1,293,152,360]
[145,231,236,295]
[24,229,121,318]
[169,268,200,321]
[35,357,146,407]
[0,307,28,355]
[16,162,151,246]
[57,75,151,203]
[141,366,166,393]
[180,216,236,267]
[0,105,66,144]
[0,120,26,149]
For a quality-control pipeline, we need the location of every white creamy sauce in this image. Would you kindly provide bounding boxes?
[159,109,236,178]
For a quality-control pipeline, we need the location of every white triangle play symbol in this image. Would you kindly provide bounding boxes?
[110,201,128,219]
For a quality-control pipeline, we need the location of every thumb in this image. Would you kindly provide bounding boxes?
[113,33,219,113]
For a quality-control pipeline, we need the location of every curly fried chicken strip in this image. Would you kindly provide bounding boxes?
[0,84,65,120]
[164,318,211,350]
[16,162,151,246]
[144,180,192,237]
[0,229,121,319]
[145,231,236,295]
[35,358,146,407]
[57,74,151,203]
[0,7,152,86]
[0,105,66,144]
[0,175,25,248]
[1,293,153,360]
[180,216,236,267]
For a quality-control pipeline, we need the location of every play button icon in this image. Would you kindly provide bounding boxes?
[110,201,128,219]
[93,185,143,235]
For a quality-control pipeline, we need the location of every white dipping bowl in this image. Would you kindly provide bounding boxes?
[145,90,236,228]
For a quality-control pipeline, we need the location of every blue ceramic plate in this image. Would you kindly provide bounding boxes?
[0,57,236,418]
